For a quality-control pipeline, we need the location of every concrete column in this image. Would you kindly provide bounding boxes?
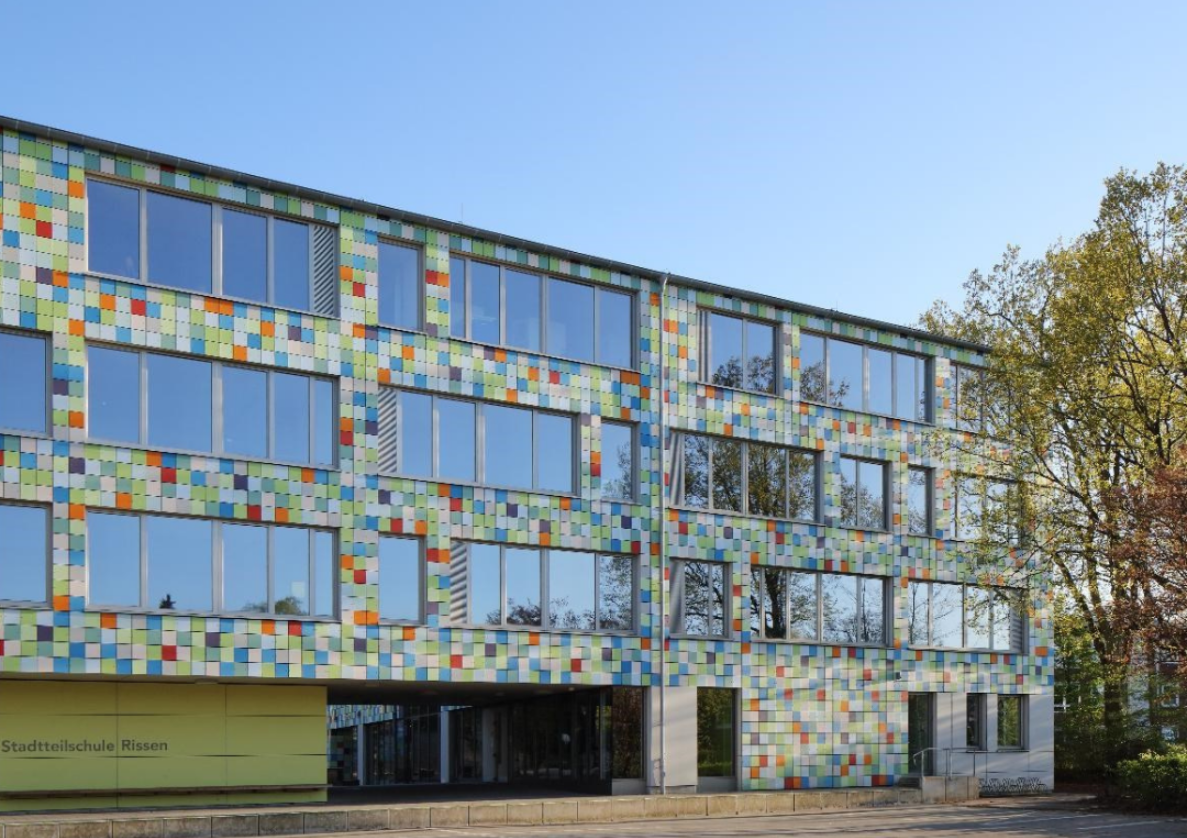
[439,710,451,784]
[650,685,697,793]
[481,708,498,782]
[356,722,366,786]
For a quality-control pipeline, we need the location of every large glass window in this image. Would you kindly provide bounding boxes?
[954,475,1019,544]
[0,330,48,435]
[87,511,336,616]
[907,467,933,535]
[700,311,777,394]
[798,332,931,421]
[379,389,574,494]
[86,345,335,466]
[838,457,887,529]
[448,257,634,366]
[600,421,635,501]
[820,573,886,645]
[378,536,422,623]
[378,241,421,330]
[0,503,48,603]
[696,688,736,778]
[671,559,728,637]
[967,694,988,750]
[954,364,986,433]
[672,434,817,521]
[997,695,1026,749]
[453,543,633,631]
[749,567,821,642]
[906,581,1024,651]
[87,180,335,314]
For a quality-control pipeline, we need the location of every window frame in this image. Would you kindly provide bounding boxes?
[448,256,637,369]
[837,456,889,531]
[380,388,578,496]
[85,177,334,316]
[798,332,933,422]
[0,500,52,607]
[377,534,424,625]
[906,466,934,536]
[84,509,338,619]
[0,327,51,438]
[84,343,337,468]
[377,237,425,332]
[966,693,988,751]
[670,558,731,639]
[906,580,1026,652]
[458,542,636,634]
[698,308,780,395]
[996,694,1028,751]
[600,419,638,502]
[673,432,820,523]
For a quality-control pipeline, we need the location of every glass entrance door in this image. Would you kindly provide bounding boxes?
[907,692,935,775]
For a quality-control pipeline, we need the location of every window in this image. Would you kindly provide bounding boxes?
[600,421,636,501]
[798,332,931,421]
[820,573,887,645]
[749,567,819,641]
[378,241,421,330]
[87,511,336,616]
[672,434,817,521]
[378,536,422,623]
[967,694,988,750]
[997,695,1026,749]
[838,457,887,529]
[86,179,337,315]
[907,467,933,535]
[447,256,634,366]
[906,581,1024,651]
[86,345,335,466]
[953,364,986,433]
[700,311,776,393]
[0,503,49,603]
[697,688,736,778]
[0,330,48,435]
[450,543,634,631]
[953,475,1019,544]
[378,389,575,494]
[670,559,728,637]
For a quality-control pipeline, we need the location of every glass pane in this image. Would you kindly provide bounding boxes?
[449,256,466,338]
[956,475,981,541]
[747,443,787,518]
[681,435,710,508]
[896,354,925,421]
[470,262,500,344]
[469,543,501,625]
[400,392,433,476]
[788,451,816,521]
[821,574,858,644]
[484,404,532,488]
[222,524,268,613]
[601,422,634,500]
[146,516,212,612]
[867,348,892,415]
[147,354,212,452]
[0,504,47,602]
[956,366,984,432]
[932,583,963,647]
[837,457,858,527]
[788,571,817,640]
[274,219,310,311]
[859,577,884,644]
[505,547,541,626]
[678,561,725,636]
[597,554,634,631]
[858,461,886,529]
[548,550,595,630]
[222,209,267,302]
[998,696,1023,748]
[798,333,826,402]
[707,313,743,388]
[505,270,541,350]
[0,332,46,433]
[708,562,726,636]
[88,512,140,607]
[967,695,985,749]
[745,320,776,393]
[966,586,992,648]
[88,346,140,442]
[379,537,420,622]
[830,340,863,410]
[696,688,735,777]
[907,468,930,535]
[906,581,929,646]
[437,399,476,481]
[761,567,787,639]
[314,379,335,466]
[597,288,632,368]
[749,567,764,636]
[378,241,419,329]
[222,366,268,459]
[147,191,211,293]
[274,372,311,463]
[992,588,1018,651]
[711,438,743,512]
[313,530,335,617]
[88,181,140,278]
[547,279,594,361]
[273,527,310,615]
[536,413,573,493]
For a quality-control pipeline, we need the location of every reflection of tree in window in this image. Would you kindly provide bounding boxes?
[907,582,929,645]
[677,561,726,636]
[838,458,886,529]
[696,688,735,777]
[597,555,634,631]
[821,574,859,643]
[998,695,1024,748]
[711,439,743,512]
[682,436,710,508]
[747,443,787,518]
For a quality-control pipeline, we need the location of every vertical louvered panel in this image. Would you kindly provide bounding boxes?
[450,541,470,624]
[312,225,338,317]
[378,387,398,474]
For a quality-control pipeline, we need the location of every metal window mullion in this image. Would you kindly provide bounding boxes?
[856,575,864,640]
[139,186,149,282]
[961,584,968,648]
[307,376,316,465]
[266,217,276,306]
[308,529,316,618]
[212,205,223,297]
[740,441,749,515]
[475,401,484,483]
[308,220,316,319]
[212,364,224,456]
[541,277,549,355]
[464,258,471,340]
[706,442,715,513]
[593,287,601,364]
[541,549,550,630]
[499,546,507,627]
[822,337,830,402]
[266,527,274,613]
[862,346,869,413]
[138,351,148,446]
[139,514,148,609]
[266,372,276,460]
[816,574,823,639]
[498,267,506,345]
[213,521,222,612]
[927,581,934,646]
[593,551,602,631]
[531,412,538,491]
[430,394,439,478]
[890,351,898,418]
[740,318,748,390]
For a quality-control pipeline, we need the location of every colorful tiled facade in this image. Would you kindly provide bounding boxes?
[0,117,1052,801]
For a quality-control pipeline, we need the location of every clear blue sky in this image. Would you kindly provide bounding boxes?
[7,1,1183,327]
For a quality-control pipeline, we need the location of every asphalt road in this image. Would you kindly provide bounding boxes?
[354,802,1187,838]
